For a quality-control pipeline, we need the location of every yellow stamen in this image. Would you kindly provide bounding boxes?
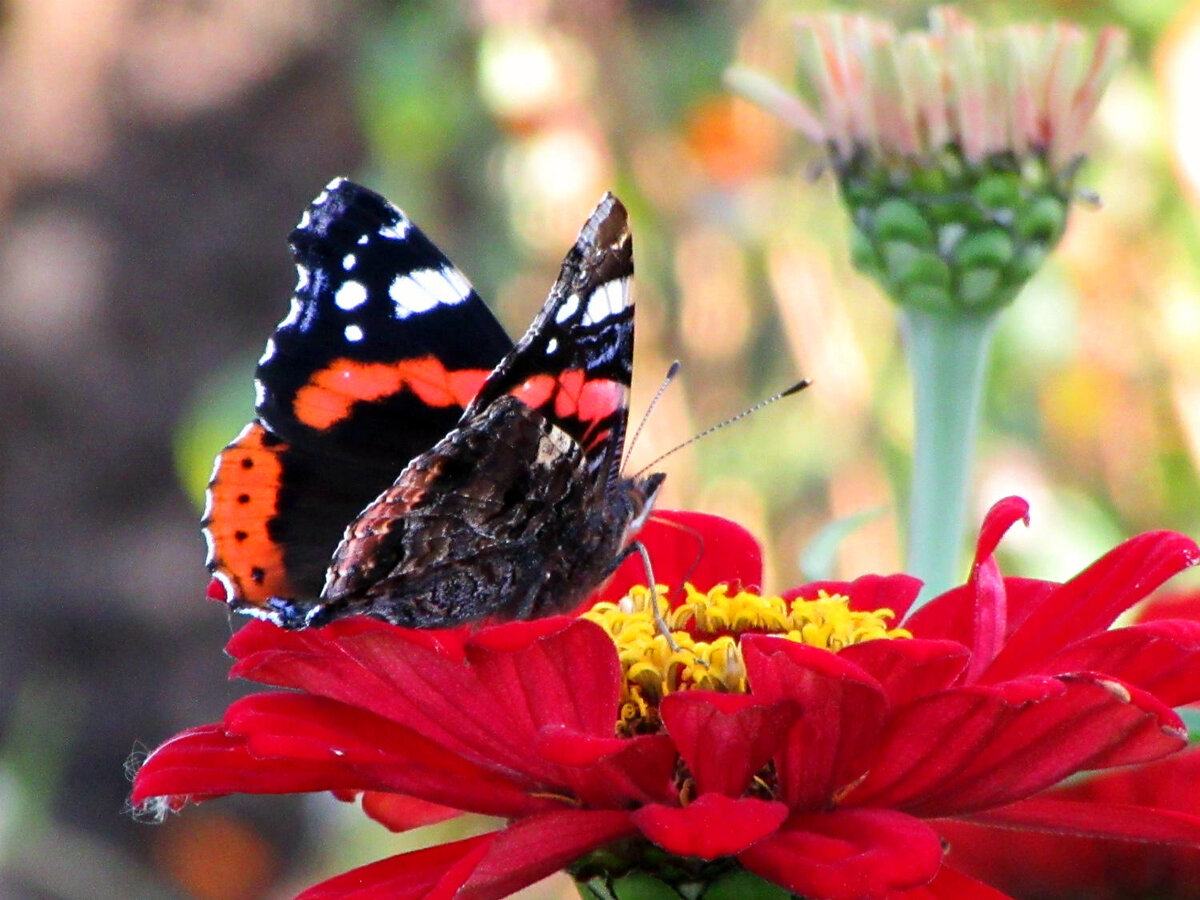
[584,583,910,735]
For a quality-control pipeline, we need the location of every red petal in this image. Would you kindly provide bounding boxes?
[534,725,628,766]
[226,692,429,763]
[536,728,678,807]
[130,724,367,807]
[957,795,1200,844]
[232,618,609,786]
[1034,619,1200,706]
[838,639,969,707]
[296,833,495,900]
[1137,588,1200,624]
[359,793,461,832]
[460,809,635,900]
[973,497,1029,566]
[631,794,789,859]
[905,583,974,642]
[298,809,635,900]
[985,530,1200,681]
[908,500,1018,678]
[224,693,544,817]
[227,616,465,664]
[1051,744,1200,812]
[938,756,1200,898]
[465,618,621,742]
[962,556,1006,682]
[659,692,798,796]
[997,577,1058,634]
[227,625,494,764]
[847,676,1186,816]
[737,808,944,900]
[742,637,887,809]
[914,577,1058,649]
[782,573,923,621]
[898,865,1015,899]
[599,509,764,603]
[288,630,485,752]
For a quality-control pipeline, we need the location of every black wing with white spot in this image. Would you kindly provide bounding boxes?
[464,193,634,485]
[205,179,514,611]
[256,177,513,459]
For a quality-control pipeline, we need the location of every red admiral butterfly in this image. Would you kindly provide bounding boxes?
[204,179,663,628]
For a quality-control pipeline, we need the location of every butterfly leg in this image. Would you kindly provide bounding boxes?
[615,541,681,653]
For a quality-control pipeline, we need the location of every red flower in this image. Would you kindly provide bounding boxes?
[132,501,1200,900]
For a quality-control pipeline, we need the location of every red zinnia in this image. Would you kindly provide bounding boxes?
[132,500,1200,899]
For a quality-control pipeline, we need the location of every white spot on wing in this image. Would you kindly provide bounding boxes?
[295,264,310,291]
[325,176,346,191]
[344,324,364,342]
[603,276,630,314]
[357,234,369,245]
[389,266,471,319]
[202,523,217,562]
[377,217,411,240]
[555,293,581,324]
[254,380,267,408]
[258,338,276,364]
[335,280,368,311]
[312,189,330,207]
[584,276,629,325]
[297,209,311,229]
[202,463,220,513]
[441,266,472,302]
[342,253,356,270]
[279,295,303,328]
[545,337,559,354]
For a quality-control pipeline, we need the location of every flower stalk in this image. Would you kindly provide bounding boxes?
[729,7,1126,608]
[903,306,997,599]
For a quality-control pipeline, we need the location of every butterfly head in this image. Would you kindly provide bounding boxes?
[620,470,666,539]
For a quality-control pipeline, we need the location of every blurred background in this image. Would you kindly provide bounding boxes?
[2,0,1199,897]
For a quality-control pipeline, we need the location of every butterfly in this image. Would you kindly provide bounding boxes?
[203,178,663,628]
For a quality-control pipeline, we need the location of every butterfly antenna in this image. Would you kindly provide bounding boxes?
[632,378,811,478]
[623,360,682,472]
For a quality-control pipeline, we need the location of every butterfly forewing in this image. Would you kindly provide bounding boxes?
[204,179,512,613]
[466,193,634,485]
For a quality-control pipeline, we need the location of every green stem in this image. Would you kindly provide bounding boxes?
[902,306,998,609]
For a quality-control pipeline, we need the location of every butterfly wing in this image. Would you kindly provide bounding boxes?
[315,194,642,627]
[316,395,596,627]
[466,192,634,487]
[205,179,513,616]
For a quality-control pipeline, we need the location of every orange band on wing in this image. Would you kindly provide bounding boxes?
[510,369,626,449]
[204,423,291,605]
[294,356,491,431]
[510,373,558,409]
[569,376,625,427]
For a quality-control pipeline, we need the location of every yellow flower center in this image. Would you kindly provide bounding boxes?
[584,584,911,735]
